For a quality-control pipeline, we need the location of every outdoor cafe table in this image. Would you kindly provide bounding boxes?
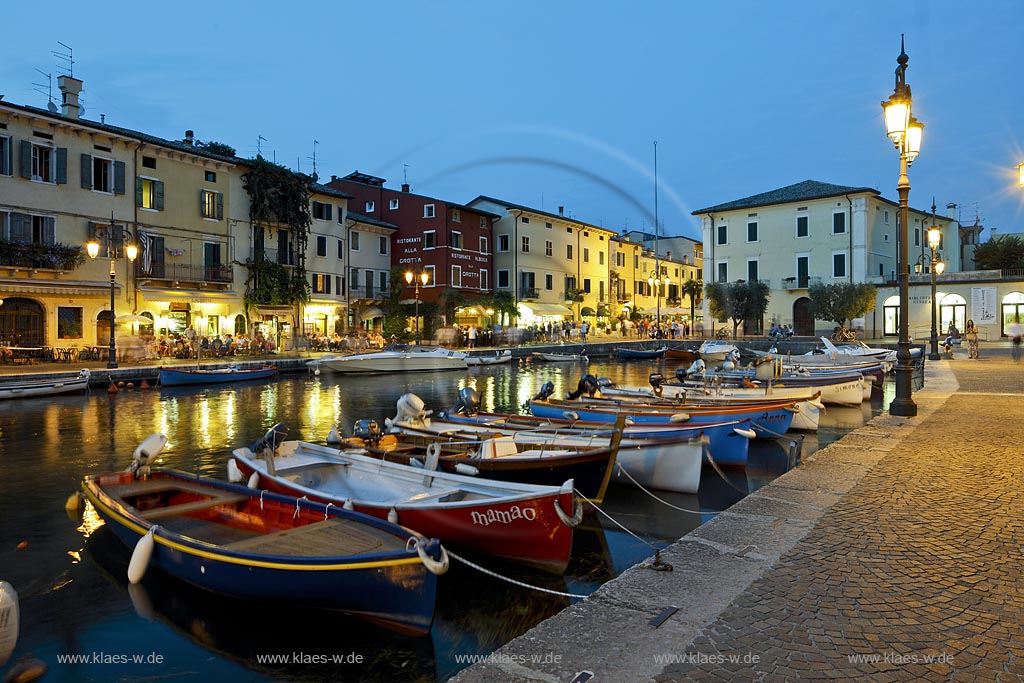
[4,347,48,364]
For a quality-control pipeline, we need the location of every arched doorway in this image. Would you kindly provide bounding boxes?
[882,295,900,336]
[1001,292,1024,336]
[96,310,113,349]
[936,293,966,334]
[0,297,45,346]
[793,297,814,336]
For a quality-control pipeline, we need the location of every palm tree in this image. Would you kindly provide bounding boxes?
[681,279,704,336]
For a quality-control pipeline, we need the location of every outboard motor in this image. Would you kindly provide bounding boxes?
[596,377,614,389]
[449,387,481,416]
[390,393,431,428]
[250,423,288,455]
[648,372,665,390]
[128,433,169,479]
[532,381,556,401]
[566,374,600,400]
[352,419,382,447]
[684,358,706,377]
[675,367,689,383]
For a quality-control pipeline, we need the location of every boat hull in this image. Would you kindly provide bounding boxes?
[321,356,467,373]
[0,374,90,399]
[465,350,513,366]
[158,366,278,387]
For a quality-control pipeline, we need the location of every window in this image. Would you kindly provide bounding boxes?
[312,201,333,221]
[452,231,462,249]
[365,200,375,213]
[480,236,488,253]
[565,276,577,297]
[452,265,462,287]
[379,271,388,291]
[351,231,361,251]
[57,306,84,339]
[480,269,488,290]
[424,265,435,287]
[567,244,573,260]
[424,204,435,218]
[141,156,156,169]
[833,252,847,278]
[716,224,727,245]
[137,177,164,210]
[746,222,758,242]
[379,235,388,255]
[205,171,217,182]
[797,255,809,287]
[316,235,327,257]
[521,216,530,224]
[452,209,461,223]
[312,273,330,294]
[545,222,552,229]
[389,198,399,210]
[583,278,591,293]
[30,143,55,182]
[545,241,553,257]
[497,269,510,288]
[201,190,223,219]
[336,275,345,295]
[747,259,759,282]
[81,154,125,194]
[796,215,809,238]
[599,252,604,265]
[498,234,509,252]
[583,247,590,263]
[545,273,553,290]
[337,239,345,259]
[914,228,920,247]
[717,262,728,282]
[521,235,530,253]
[479,216,486,228]
[0,135,9,176]
[884,210,890,224]
[832,211,846,234]
[423,230,436,249]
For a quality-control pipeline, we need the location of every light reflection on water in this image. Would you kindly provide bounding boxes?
[0,359,881,682]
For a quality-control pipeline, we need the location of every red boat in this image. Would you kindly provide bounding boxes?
[231,427,582,573]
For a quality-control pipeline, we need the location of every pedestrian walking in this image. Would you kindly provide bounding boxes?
[1009,316,1023,362]
[580,320,589,343]
[964,320,980,359]
[468,325,478,348]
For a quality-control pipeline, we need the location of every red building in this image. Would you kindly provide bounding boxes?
[326,172,497,309]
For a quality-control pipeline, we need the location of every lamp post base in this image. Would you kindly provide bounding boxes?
[889,363,917,417]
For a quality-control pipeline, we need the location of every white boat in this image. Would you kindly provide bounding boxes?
[0,580,17,667]
[698,340,739,364]
[311,344,468,374]
[465,350,513,366]
[0,369,90,400]
[531,352,588,362]
[819,337,896,363]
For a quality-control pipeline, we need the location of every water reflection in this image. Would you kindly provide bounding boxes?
[0,360,882,682]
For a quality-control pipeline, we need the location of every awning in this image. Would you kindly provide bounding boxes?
[139,287,241,300]
[580,307,596,316]
[360,306,386,320]
[518,302,574,317]
[657,306,690,315]
[596,305,611,316]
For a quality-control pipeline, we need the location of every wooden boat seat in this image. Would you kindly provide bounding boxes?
[222,518,404,556]
[404,487,462,503]
[140,493,249,520]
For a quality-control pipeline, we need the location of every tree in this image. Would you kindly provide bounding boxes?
[194,140,237,157]
[808,282,877,332]
[680,279,704,333]
[705,280,770,338]
[973,235,1024,271]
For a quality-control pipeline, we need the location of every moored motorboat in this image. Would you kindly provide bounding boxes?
[0,369,91,400]
[230,424,581,573]
[465,349,513,366]
[698,340,739,364]
[158,365,278,387]
[81,435,447,636]
[531,351,588,362]
[312,344,468,374]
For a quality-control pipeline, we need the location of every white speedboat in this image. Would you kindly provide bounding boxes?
[698,340,739,364]
[312,344,468,374]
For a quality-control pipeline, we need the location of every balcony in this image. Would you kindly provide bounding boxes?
[137,262,233,284]
[781,276,821,291]
[350,285,387,300]
[521,287,540,300]
[251,247,297,267]
[0,241,85,273]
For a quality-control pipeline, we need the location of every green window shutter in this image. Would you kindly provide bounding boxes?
[135,177,143,206]
[155,181,164,210]
[113,161,126,195]
[40,217,56,245]
[19,141,31,178]
[216,192,224,220]
[81,154,93,189]
[326,204,333,221]
[55,148,67,184]
[199,190,205,216]
[10,213,31,241]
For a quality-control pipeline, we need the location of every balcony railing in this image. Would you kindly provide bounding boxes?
[137,262,232,284]
[781,276,821,290]
[350,286,387,300]
[521,287,540,299]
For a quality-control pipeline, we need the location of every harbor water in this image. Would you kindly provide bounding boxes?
[0,358,881,682]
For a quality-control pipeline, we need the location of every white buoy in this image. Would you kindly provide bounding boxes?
[226,459,243,483]
[387,508,399,524]
[128,527,157,584]
[454,463,479,476]
[64,491,82,512]
[343,499,354,511]
[247,471,260,489]
[0,580,19,667]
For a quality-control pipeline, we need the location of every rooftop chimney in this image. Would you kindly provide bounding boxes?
[401,183,410,193]
[58,75,83,119]
[946,202,958,220]
[331,175,338,182]
[558,206,564,216]
[183,130,194,145]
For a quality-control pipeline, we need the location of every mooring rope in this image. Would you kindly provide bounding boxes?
[576,488,660,552]
[446,549,588,599]
[614,464,728,515]
[703,443,748,494]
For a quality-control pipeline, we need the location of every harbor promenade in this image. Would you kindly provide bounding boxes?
[451,346,1024,683]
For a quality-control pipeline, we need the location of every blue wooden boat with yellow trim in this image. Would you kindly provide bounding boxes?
[80,435,447,636]
[614,346,667,360]
[157,364,278,387]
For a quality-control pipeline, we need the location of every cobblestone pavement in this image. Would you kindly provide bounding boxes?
[655,352,1024,682]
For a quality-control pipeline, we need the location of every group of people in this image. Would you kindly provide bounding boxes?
[152,330,276,359]
[620,318,690,340]
[768,322,795,340]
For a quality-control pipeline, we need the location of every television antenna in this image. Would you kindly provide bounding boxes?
[403,163,410,185]
[308,140,319,181]
[54,42,74,77]
[257,135,268,158]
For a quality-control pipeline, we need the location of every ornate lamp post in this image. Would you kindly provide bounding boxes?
[647,269,669,333]
[881,34,924,417]
[404,269,430,345]
[87,215,137,369]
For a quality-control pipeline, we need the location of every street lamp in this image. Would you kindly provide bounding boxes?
[916,204,946,361]
[881,34,924,417]
[87,215,137,369]
[647,269,670,333]
[404,269,430,345]
[1018,162,1024,187]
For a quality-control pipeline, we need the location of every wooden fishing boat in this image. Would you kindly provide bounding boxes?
[81,435,446,636]
[664,347,700,362]
[0,369,90,400]
[465,349,513,366]
[230,427,581,573]
[614,346,667,360]
[531,351,588,362]
[158,364,278,387]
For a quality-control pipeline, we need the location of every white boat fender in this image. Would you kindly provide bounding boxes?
[387,508,399,524]
[454,463,479,476]
[64,491,82,513]
[226,459,243,483]
[0,580,19,667]
[554,497,584,528]
[733,427,758,439]
[246,472,260,489]
[326,425,341,445]
[561,411,580,421]
[809,399,826,410]
[669,413,690,423]
[128,526,158,584]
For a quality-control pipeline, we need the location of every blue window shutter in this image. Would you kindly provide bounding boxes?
[55,148,67,184]
[113,161,125,195]
[19,141,31,178]
[216,192,223,220]
[81,154,93,189]
[155,181,164,210]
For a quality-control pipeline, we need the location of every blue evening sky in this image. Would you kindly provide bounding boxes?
[3,1,1022,241]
